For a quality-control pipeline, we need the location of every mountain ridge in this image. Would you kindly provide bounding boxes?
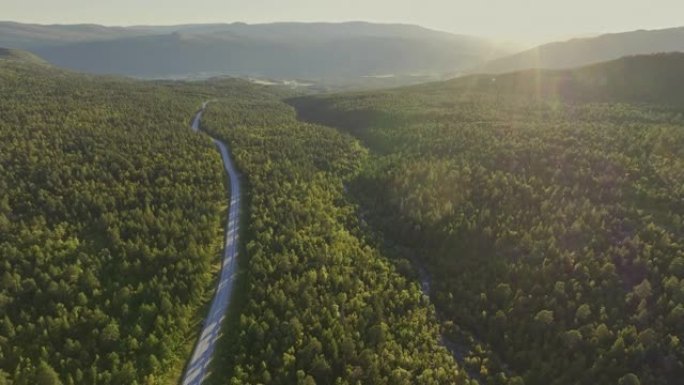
[0,21,512,82]
[477,25,684,74]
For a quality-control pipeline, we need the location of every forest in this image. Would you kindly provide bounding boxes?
[198,90,468,385]
[292,53,684,385]
[0,60,229,384]
[3,47,683,385]
[0,58,472,385]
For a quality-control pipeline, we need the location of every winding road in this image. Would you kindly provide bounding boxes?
[182,102,241,385]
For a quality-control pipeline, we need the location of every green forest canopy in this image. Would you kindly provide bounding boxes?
[199,89,467,385]
[0,58,469,385]
[291,53,684,385]
[3,49,683,385]
[0,59,229,384]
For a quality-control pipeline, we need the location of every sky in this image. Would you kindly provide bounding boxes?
[3,0,684,44]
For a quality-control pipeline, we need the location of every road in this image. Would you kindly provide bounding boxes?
[182,102,241,385]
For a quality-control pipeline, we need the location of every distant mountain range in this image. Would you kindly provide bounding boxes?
[477,26,684,74]
[3,21,683,84]
[0,21,511,81]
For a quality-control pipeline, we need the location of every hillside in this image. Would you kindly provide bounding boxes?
[291,54,684,385]
[452,53,684,107]
[0,21,512,83]
[477,26,684,74]
[293,53,684,136]
[0,47,47,64]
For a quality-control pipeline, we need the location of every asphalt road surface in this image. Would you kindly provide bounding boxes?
[182,102,241,385]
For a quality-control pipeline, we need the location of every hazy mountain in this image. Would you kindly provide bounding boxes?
[0,21,154,48]
[0,21,512,81]
[476,26,684,74]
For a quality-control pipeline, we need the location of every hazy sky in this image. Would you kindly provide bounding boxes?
[3,0,683,44]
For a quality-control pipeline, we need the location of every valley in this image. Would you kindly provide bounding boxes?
[0,12,683,385]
